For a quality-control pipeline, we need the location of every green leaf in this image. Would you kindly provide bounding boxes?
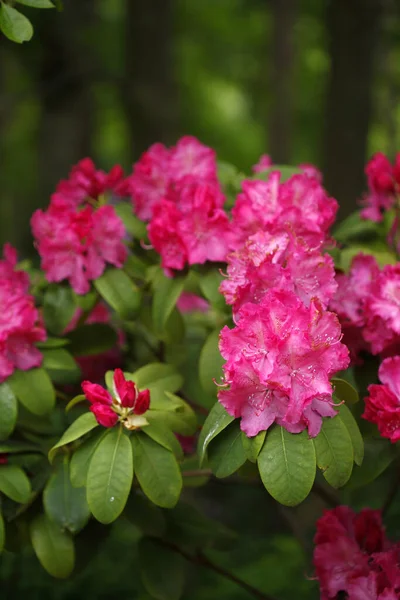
[242,431,266,463]
[67,323,118,357]
[139,537,185,600]
[198,270,226,311]
[313,415,354,488]
[333,210,378,243]
[65,394,86,413]
[131,432,182,508]
[0,512,4,553]
[143,423,184,460]
[42,348,78,372]
[94,268,141,319]
[208,420,247,478]
[114,202,147,239]
[124,492,166,537]
[197,402,234,466]
[48,412,98,464]
[69,429,108,488]
[87,427,133,524]
[258,427,316,506]
[15,0,55,7]
[147,394,197,436]
[0,465,31,503]
[331,378,359,405]
[0,382,17,440]
[36,337,70,349]
[43,457,90,533]
[345,437,396,490]
[0,440,39,454]
[43,285,76,335]
[152,270,186,336]
[0,3,33,42]
[338,404,364,466]
[9,367,55,416]
[198,330,224,396]
[30,514,74,578]
[127,363,183,395]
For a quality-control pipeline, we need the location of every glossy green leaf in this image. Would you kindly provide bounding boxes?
[139,537,185,600]
[0,382,17,440]
[313,415,354,488]
[258,427,316,506]
[43,285,76,335]
[331,378,359,405]
[87,427,133,524]
[345,437,397,490]
[198,329,224,396]
[0,465,31,503]
[127,363,183,394]
[30,514,74,578]
[65,394,86,413]
[146,394,197,436]
[0,3,33,42]
[0,513,4,553]
[94,268,141,319]
[69,429,108,488]
[333,210,378,243]
[143,423,184,460]
[9,367,55,416]
[198,269,226,311]
[338,404,364,466]
[124,492,166,537]
[44,457,90,533]
[42,348,78,372]
[208,420,247,478]
[197,402,234,466]
[242,430,266,463]
[114,202,147,239]
[152,270,186,336]
[49,412,98,463]
[36,337,70,349]
[15,0,54,7]
[67,323,118,357]
[131,433,182,508]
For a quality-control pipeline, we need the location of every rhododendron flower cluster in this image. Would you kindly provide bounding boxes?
[82,369,150,429]
[363,356,400,443]
[360,152,400,222]
[0,244,46,383]
[314,506,400,599]
[330,255,400,359]
[218,290,349,437]
[31,159,128,295]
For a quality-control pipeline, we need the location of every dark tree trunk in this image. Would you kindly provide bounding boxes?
[124,0,179,159]
[322,0,383,220]
[268,0,297,163]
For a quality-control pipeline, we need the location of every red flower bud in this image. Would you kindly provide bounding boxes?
[90,403,118,428]
[134,389,150,415]
[82,381,113,405]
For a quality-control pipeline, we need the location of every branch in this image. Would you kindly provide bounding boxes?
[152,537,278,600]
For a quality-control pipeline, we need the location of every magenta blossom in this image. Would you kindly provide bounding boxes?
[360,152,400,222]
[0,245,46,383]
[81,369,150,429]
[218,289,349,437]
[363,355,400,443]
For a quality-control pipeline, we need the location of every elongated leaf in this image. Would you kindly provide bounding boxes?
[139,537,185,600]
[127,363,183,394]
[242,431,266,463]
[87,427,133,524]
[44,457,90,533]
[198,269,226,312]
[0,3,33,43]
[42,348,78,372]
[15,0,54,7]
[9,368,55,416]
[345,437,396,490]
[0,465,31,503]
[143,424,184,460]
[30,514,74,578]
[69,429,108,488]
[152,270,186,336]
[49,412,98,463]
[36,337,70,349]
[146,395,197,436]
[0,382,17,440]
[94,268,141,319]
[0,512,4,552]
[338,404,364,466]
[313,415,354,488]
[208,421,247,478]
[198,330,224,396]
[67,323,118,357]
[43,285,76,335]
[0,440,39,454]
[65,394,86,413]
[114,202,147,239]
[258,427,316,506]
[198,402,234,466]
[333,210,378,243]
[332,378,359,405]
[131,433,182,508]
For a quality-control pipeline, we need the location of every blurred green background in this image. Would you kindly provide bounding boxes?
[1,0,400,256]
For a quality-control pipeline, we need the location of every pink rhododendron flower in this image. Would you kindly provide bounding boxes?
[82,369,150,429]
[360,153,400,222]
[0,245,46,383]
[363,355,400,442]
[298,163,323,182]
[313,506,400,599]
[169,135,218,185]
[217,290,349,437]
[221,229,336,314]
[252,154,273,173]
[32,183,128,295]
